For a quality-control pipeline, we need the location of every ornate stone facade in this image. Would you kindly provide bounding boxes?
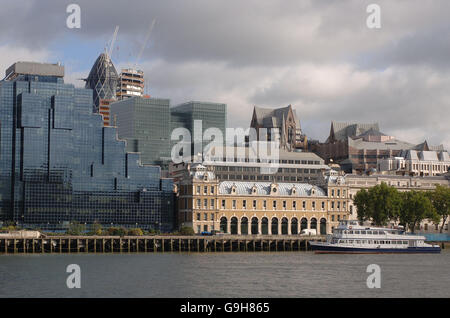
[177,165,350,235]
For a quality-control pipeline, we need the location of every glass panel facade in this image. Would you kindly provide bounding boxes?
[0,72,174,231]
[110,97,171,167]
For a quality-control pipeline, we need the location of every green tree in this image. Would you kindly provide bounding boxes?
[428,185,450,233]
[179,226,194,236]
[399,191,439,233]
[127,228,144,236]
[354,183,402,226]
[66,221,86,236]
[354,189,370,223]
[107,227,127,236]
[89,223,103,236]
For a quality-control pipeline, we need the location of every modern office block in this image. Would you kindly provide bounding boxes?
[110,97,172,167]
[0,62,174,231]
[170,101,227,156]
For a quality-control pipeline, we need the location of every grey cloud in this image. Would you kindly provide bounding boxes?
[1,0,449,149]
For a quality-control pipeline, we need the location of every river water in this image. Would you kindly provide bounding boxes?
[1,251,449,297]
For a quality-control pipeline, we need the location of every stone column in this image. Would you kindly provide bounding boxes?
[278,221,282,236]
[227,220,231,234]
[288,219,292,235]
[258,220,262,235]
[268,219,272,235]
[237,218,241,235]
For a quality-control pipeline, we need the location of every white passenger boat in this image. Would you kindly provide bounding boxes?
[309,220,441,254]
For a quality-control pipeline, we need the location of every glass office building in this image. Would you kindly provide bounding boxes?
[110,97,171,167]
[170,101,227,156]
[0,62,174,231]
[84,53,119,113]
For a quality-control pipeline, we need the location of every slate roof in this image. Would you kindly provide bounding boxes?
[218,181,326,197]
[253,105,300,129]
[328,121,380,142]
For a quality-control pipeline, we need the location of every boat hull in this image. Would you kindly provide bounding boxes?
[309,242,441,254]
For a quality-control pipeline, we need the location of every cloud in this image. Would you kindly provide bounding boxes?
[0,0,449,149]
[0,45,51,78]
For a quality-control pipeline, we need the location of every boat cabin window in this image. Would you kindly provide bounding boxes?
[366,231,372,234]
[354,230,360,234]
[361,230,366,234]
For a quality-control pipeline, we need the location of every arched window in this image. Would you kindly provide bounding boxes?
[261,217,269,235]
[281,217,289,235]
[230,217,238,235]
[310,218,317,231]
[241,217,249,235]
[271,217,279,235]
[251,217,258,235]
[301,218,308,231]
[220,217,227,233]
[320,218,327,235]
[291,217,298,235]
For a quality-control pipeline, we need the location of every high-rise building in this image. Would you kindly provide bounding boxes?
[84,52,119,113]
[117,68,145,100]
[98,98,115,126]
[170,101,227,156]
[110,97,171,167]
[0,62,174,231]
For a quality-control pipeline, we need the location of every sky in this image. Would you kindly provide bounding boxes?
[0,0,449,148]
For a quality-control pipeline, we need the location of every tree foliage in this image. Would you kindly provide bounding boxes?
[354,182,402,226]
[428,185,450,233]
[399,191,438,233]
[179,226,194,236]
[127,228,144,236]
[89,223,103,236]
[106,227,128,236]
[354,183,443,232]
[66,221,86,236]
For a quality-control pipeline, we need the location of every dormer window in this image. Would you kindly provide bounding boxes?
[291,187,297,195]
[251,185,257,194]
[231,184,237,194]
[203,174,208,181]
[311,187,316,195]
[270,183,278,194]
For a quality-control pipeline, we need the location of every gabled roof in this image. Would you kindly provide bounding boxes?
[438,151,450,161]
[327,121,380,142]
[419,151,439,161]
[356,128,388,138]
[253,105,300,129]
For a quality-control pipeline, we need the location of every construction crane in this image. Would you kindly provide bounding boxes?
[134,19,156,68]
[107,25,119,59]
